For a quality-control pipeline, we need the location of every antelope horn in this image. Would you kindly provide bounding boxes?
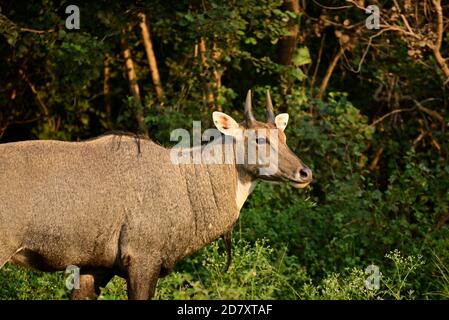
[266,90,275,123]
[244,89,256,126]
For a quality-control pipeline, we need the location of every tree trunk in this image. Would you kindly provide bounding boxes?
[278,0,301,66]
[120,27,147,135]
[198,38,215,109]
[211,41,223,112]
[138,12,164,100]
[103,54,112,129]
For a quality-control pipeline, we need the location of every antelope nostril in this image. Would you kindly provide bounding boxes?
[299,169,309,179]
[298,167,312,181]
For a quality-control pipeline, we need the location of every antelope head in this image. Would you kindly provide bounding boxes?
[213,90,313,188]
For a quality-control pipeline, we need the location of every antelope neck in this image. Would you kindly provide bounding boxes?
[235,168,258,211]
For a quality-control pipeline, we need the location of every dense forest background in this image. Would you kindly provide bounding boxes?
[1,0,449,299]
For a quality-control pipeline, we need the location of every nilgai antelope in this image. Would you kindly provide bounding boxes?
[0,90,312,300]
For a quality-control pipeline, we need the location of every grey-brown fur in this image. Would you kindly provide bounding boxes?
[0,135,241,299]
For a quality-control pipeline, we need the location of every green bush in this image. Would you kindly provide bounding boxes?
[0,264,68,300]
[2,92,449,300]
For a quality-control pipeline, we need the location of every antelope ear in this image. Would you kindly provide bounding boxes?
[275,113,289,131]
[212,112,243,138]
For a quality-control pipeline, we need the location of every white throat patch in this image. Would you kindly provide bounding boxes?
[236,179,257,211]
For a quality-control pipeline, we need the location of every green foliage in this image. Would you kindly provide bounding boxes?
[382,250,425,300]
[0,245,432,300]
[1,0,448,300]
[0,264,68,300]
[153,239,307,300]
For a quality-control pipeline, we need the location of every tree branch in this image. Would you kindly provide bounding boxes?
[369,107,415,128]
[430,0,449,81]
[20,27,54,34]
[310,34,325,91]
[316,46,344,100]
[19,70,49,118]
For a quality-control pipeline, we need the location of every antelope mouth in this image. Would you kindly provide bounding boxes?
[288,176,312,189]
[290,181,311,189]
[260,177,310,188]
[274,171,312,189]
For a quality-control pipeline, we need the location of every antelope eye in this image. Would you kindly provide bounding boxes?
[256,137,267,144]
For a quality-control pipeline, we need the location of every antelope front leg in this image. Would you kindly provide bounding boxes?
[126,262,161,300]
[71,274,96,300]
[71,269,114,300]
